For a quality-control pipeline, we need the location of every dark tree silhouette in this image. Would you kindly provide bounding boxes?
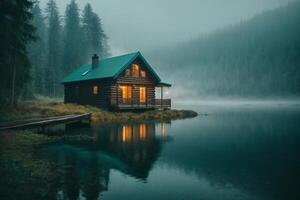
[63,0,81,75]
[81,3,110,62]
[0,0,36,105]
[28,2,47,95]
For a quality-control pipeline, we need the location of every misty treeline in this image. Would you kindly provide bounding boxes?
[150,1,300,98]
[0,0,109,105]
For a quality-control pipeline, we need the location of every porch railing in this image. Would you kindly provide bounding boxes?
[112,98,171,109]
[154,99,171,108]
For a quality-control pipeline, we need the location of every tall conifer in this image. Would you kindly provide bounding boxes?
[28,2,47,95]
[0,0,35,105]
[45,0,63,96]
[63,0,81,75]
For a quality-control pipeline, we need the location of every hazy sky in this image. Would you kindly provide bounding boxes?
[39,0,295,55]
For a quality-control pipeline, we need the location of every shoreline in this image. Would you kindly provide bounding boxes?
[0,99,198,125]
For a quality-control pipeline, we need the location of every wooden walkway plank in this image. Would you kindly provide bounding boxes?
[0,113,91,131]
[0,115,75,128]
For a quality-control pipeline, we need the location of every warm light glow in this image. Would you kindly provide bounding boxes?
[141,70,146,78]
[139,87,146,103]
[121,85,132,99]
[139,124,146,140]
[122,125,132,142]
[132,64,139,77]
[164,89,171,98]
[92,85,98,95]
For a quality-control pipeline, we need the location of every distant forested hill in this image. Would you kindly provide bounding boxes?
[149,1,300,98]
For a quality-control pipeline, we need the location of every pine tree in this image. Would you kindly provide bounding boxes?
[28,2,47,95]
[81,3,110,62]
[63,0,81,75]
[81,3,94,62]
[45,0,63,96]
[0,0,36,105]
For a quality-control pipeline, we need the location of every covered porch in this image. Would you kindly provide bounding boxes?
[112,82,171,110]
[154,82,172,109]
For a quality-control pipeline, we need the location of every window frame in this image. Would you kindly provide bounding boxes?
[132,64,139,78]
[141,70,146,78]
[121,85,132,100]
[92,85,98,95]
[125,68,130,76]
[139,87,146,103]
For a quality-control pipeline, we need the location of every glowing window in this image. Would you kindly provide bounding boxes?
[121,86,132,99]
[125,69,130,76]
[141,70,146,78]
[132,64,139,77]
[139,87,146,103]
[92,85,98,95]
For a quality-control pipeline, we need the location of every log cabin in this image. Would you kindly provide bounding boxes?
[61,52,171,110]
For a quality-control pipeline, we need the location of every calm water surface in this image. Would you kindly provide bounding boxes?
[4,103,300,200]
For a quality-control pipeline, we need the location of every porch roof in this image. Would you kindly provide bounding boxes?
[157,82,172,87]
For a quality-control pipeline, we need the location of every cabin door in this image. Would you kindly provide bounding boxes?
[139,87,146,104]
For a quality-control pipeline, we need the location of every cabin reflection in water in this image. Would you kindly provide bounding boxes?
[37,122,171,200]
[95,122,169,179]
[106,123,156,143]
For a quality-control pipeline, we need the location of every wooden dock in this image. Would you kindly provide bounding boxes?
[0,113,91,131]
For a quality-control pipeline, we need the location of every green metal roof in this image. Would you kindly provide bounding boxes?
[61,51,162,84]
[157,82,172,87]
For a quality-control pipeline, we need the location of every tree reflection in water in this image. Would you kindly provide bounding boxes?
[37,121,171,200]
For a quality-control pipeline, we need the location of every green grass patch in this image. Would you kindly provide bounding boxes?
[0,131,58,199]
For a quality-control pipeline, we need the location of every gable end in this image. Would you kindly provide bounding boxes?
[113,52,161,82]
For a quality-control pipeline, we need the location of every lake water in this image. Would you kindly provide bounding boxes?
[2,103,300,200]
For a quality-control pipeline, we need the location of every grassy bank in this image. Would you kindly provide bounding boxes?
[0,99,197,124]
[0,130,97,199]
[0,131,56,199]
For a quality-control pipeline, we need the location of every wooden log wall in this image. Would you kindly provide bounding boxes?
[64,78,113,109]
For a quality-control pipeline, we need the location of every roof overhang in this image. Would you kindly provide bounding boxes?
[157,82,172,87]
